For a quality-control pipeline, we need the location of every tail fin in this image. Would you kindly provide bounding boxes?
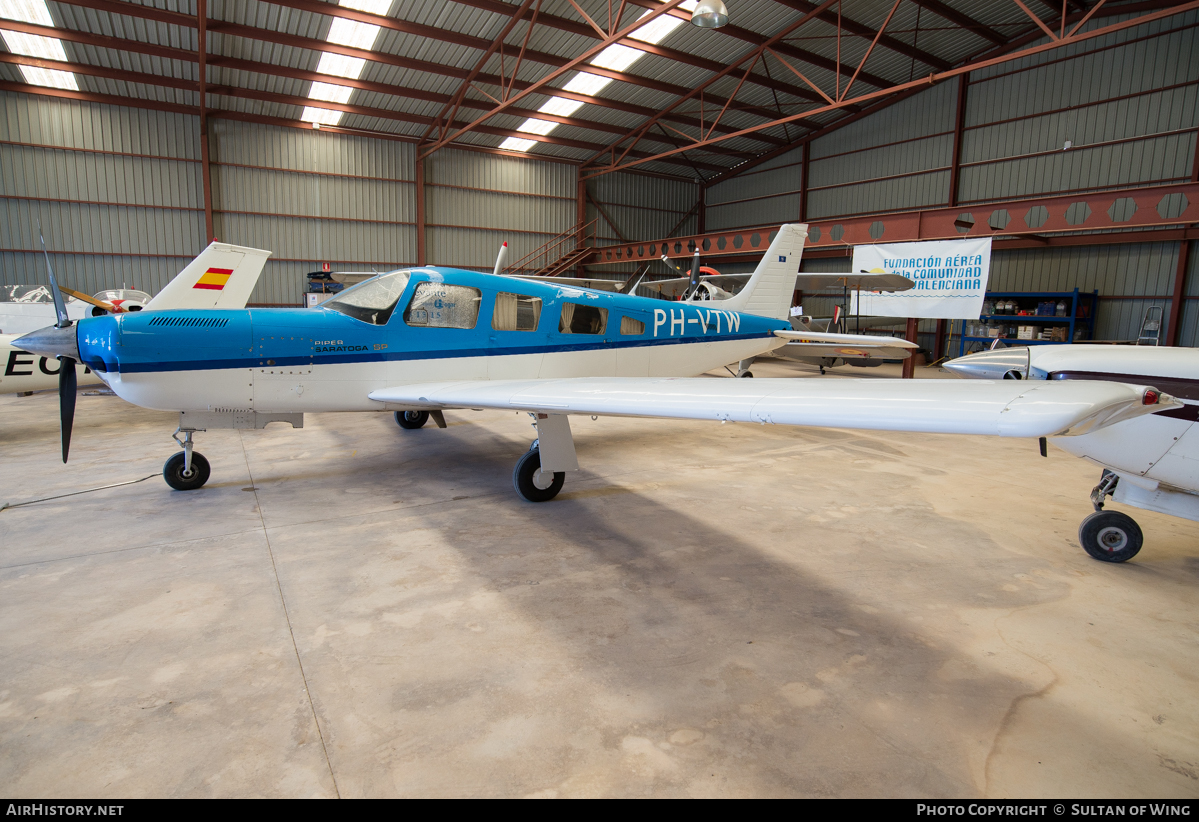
[719,223,807,320]
[143,241,271,311]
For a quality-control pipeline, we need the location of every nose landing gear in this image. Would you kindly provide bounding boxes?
[1079,470,1143,562]
[164,427,210,491]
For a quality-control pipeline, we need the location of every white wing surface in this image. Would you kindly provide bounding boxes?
[773,329,919,348]
[369,378,1176,439]
[144,241,271,311]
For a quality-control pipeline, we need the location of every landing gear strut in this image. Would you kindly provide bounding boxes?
[1078,470,1143,562]
[164,428,210,491]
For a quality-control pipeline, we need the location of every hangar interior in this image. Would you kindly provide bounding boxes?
[2,0,1199,799]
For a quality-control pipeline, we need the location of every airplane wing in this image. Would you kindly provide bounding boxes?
[369,378,1176,439]
[775,343,913,361]
[143,241,271,311]
[773,329,919,348]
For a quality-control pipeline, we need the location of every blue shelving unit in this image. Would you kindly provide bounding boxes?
[957,288,1098,358]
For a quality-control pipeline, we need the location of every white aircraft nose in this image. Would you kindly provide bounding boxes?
[944,346,1031,380]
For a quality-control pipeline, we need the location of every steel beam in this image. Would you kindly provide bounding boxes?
[770,0,952,70]
[580,2,1199,178]
[906,0,1007,45]
[584,182,1199,265]
[948,74,967,208]
[419,0,690,157]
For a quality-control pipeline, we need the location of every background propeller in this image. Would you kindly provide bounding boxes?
[37,221,77,463]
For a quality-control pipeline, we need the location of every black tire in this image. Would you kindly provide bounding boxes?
[1078,510,1143,563]
[163,450,211,491]
[512,448,564,502]
[740,371,754,378]
[395,410,429,429]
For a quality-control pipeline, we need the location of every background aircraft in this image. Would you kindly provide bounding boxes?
[14,225,1174,567]
[1,242,270,396]
[942,345,1199,562]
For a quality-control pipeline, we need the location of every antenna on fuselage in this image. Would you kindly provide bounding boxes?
[494,241,508,277]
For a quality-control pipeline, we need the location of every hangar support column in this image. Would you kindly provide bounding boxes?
[1167,134,1199,346]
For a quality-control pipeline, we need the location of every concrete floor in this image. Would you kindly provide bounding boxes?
[2,359,1198,798]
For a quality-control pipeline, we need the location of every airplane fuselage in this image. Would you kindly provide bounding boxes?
[76,267,791,414]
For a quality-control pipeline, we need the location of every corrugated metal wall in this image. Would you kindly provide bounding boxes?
[210,119,416,305]
[699,11,1199,348]
[0,91,204,302]
[426,147,575,275]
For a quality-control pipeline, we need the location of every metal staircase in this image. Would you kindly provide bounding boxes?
[503,219,596,278]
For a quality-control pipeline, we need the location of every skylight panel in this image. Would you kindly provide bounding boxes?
[3,30,67,60]
[562,72,612,97]
[19,66,76,89]
[515,118,557,136]
[499,136,537,152]
[537,97,585,118]
[302,106,345,126]
[590,43,642,73]
[341,0,392,14]
[309,81,354,104]
[496,1,695,153]
[0,0,79,90]
[316,52,366,79]
[302,0,393,126]
[0,0,53,26]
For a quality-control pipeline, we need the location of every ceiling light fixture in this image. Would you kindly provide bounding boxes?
[690,0,729,28]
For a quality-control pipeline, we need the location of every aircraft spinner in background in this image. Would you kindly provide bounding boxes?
[14,225,1183,565]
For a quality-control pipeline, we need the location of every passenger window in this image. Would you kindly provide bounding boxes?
[559,303,607,335]
[620,315,645,335]
[404,282,481,329]
[492,292,542,331]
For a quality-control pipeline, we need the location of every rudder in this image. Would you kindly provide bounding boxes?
[719,223,807,320]
[144,241,271,311]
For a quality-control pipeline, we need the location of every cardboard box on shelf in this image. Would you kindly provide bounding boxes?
[1018,326,1035,339]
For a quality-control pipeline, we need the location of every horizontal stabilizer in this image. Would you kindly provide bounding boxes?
[370,378,1177,439]
[774,329,920,348]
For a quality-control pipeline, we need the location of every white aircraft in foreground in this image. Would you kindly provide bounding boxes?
[2,242,270,397]
[15,225,1177,567]
[943,345,1199,561]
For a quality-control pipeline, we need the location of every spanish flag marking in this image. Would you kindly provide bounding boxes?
[193,267,234,291]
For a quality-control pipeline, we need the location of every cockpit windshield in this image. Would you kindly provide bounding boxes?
[322,270,411,325]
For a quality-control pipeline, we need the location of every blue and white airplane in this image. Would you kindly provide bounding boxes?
[14,225,1177,562]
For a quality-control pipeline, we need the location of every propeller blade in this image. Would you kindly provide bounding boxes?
[37,220,71,328]
[688,251,701,289]
[59,356,77,463]
[59,285,121,314]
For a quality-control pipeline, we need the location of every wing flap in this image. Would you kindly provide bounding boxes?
[369,378,1177,439]
[774,329,920,348]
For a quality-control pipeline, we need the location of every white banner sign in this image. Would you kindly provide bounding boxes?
[850,238,992,319]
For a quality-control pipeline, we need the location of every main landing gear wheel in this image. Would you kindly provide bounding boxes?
[395,410,429,429]
[513,448,564,502]
[739,371,754,378]
[1078,510,1143,563]
[163,450,211,491]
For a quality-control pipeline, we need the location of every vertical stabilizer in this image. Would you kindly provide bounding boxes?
[144,241,271,311]
[718,223,807,320]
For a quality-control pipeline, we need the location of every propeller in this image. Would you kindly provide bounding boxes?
[683,250,702,300]
[37,221,77,463]
[59,285,122,314]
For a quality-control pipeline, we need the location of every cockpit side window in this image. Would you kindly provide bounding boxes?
[558,303,607,335]
[322,271,411,325]
[404,282,482,329]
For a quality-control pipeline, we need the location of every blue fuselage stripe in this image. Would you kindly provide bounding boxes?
[110,331,773,374]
